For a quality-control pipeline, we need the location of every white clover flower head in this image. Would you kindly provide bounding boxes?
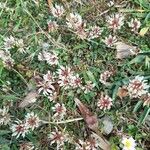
[107,13,124,30]
[102,35,117,47]
[75,26,87,39]
[128,18,141,32]
[48,127,68,147]
[75,139,90,150]
[37,80,55,96]
[47,52,59,65]
[19,142,34,150]
[99,70,113,85]
[122,137,136,150]
[97,94,113,110]
[43,71,54,82]
[15,39,26,53]
[141,93,150,107]
[107,0,114,7]
[38,51,59,65]
[57,66,74,89]
[52,103,66,120]
[70,74,82,88]
[3,36,16,49]
[57,66,73,78]
[10,120,29,138]
[3,57,15,69]
[58,77,71,89]
[25,112,40,131]
[38,51,50,61]
[66,12,82,29]
[48,92,57,102]
[0,2,7,9]
[128,76,149,98]
[0,50,14,69]
[82,81,95,94]
[86,134,99,150]
[0,106,11,126]
[51,4,64,18]
[88,26,102,39]
[47,20,58,32]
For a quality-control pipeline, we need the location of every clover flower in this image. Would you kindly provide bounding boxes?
[87,26,101,39]
[51,4,64,18]
[102,35,117,47]
[128,76,149,98]
[141,93,150,107]
[11,120,29,138]
[37,80,55,96]
[25,112,40,131]
[75,139,90,150]
[38,51,49,61]
[57,66,74,89]
[0,50,14,69]
[43,71,55,82]
[122,137,136,150]
[38,51,59,65]
[70,74,82,88]
[66,13,83,29]
[107,13,124,31]
[57,66,73,79]
[82,81,95,94]
[128,18,141,32]
[48,127,68,147]
[0,106,11,126]
[52,103,66,120]
[48,92,57,102]
[75,26,87,39]
[3,36,16,49]
[86,134,99,150]
[47,52,59,65]
[19,142,34,150]
[97,94,113,110]
[47,20,58,32]
[99,70,113,85]
[15,39,26,53]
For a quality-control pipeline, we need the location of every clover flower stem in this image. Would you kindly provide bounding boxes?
[21,2,67,51]
[41,117,83,124]
[12,68,29,87]
[0,78,21,97]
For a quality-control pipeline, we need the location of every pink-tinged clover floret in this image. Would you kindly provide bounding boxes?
[128,76,149,98]
[47,20,58,32]
[10,120,29,138]
[66,13,83,29]
[48,127,68,147]
[102,35,117,47]
[87,26,102,39]
[128,18,141,32]
[97,94,113,110]
[52,103,66,120]
[106,13,124,31]
[25,112,40,131]
[51,4,65,18]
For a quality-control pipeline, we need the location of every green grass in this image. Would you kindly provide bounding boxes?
[0,0,150,149]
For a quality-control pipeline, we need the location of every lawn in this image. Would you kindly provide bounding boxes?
[0,0,150,150]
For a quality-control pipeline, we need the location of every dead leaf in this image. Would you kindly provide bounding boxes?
[19,90,39,108]
[74,98,98,131]
[101,116,113,135]
[115,42,138,59]
[74,98,111,150]
[117,87,128,99]
[47,0,53,9]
